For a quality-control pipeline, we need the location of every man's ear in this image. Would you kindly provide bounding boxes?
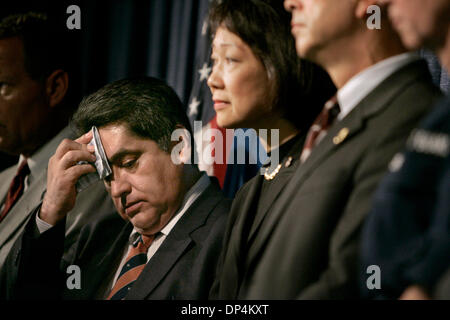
[45,69,69,108]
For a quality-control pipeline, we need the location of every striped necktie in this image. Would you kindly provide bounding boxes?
[0,159,30,223]
[300,95,340,163]
[107,233,155,300]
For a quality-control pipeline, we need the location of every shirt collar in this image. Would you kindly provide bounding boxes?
[337,52,421,121]
[131,173,211,238]
[19,126,74,185]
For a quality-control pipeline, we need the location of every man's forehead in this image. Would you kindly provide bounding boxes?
[0,37,26,74]
[0,37,25,58]
[97,124,158,160]
[99,124,134,149]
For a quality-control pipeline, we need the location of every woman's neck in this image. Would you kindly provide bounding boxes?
[257,117,299,153]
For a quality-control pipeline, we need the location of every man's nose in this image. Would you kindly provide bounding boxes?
[108,171,131,199]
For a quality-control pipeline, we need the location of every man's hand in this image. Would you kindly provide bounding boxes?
[40,131,97,225]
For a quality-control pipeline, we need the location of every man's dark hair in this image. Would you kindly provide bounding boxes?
[208,0,336,131]
[72,77,193,153]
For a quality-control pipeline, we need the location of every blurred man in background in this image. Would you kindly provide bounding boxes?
[362,0,450,300]
[0,12,115,270]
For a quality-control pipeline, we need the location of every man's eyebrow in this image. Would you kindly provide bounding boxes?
[108,149,141,164]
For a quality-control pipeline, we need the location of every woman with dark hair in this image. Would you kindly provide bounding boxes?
[206,0,336,298]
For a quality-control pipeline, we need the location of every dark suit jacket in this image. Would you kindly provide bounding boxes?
[210,134,305,299]
[1,180,230,300]
[361,96,450,299]
[213,60,443,299]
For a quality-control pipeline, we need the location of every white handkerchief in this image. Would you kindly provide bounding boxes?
[76,126,112,192]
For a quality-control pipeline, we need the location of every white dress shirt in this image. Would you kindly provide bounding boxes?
[337,52,421,121]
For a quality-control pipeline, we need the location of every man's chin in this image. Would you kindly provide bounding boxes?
[400,33,424,51]
[129,214,158,235]
[391,23,423,50]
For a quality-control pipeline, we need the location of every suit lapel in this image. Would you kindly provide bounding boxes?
[218,175,262,298]
[95,223,133,270]
[0,166,16,203]
[0,168,47,249]
[290,107,365,192]
[232,175,263,249]
[67,222,132,299]
[125,182,223,299]
[246,166,298,245]
[90,223,133,298]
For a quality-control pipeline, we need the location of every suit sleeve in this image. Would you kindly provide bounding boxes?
[361,104,450,299]
[6,204,67,300]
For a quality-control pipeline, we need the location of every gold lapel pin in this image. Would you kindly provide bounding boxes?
[264,164,282,180]
[333,128,349,145]
[284,156,293,168]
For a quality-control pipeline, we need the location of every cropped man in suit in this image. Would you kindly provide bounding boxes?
[0,12,115,269]
[362,0,450,300]
[214,0,442,299]
[1,77,230,300]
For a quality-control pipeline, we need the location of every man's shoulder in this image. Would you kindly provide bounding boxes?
[196,181,231,223]
[177,179,230,239]
[199,178,232,209]
[357,60,442,143]
[423,96,450,130]
[368,59,438,101]
[377,60,440,111]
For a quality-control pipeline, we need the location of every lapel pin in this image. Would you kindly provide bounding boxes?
[333,128,349,145]
[284,156,293,168]
[264,164,282,180]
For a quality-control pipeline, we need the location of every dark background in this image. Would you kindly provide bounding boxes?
[0,0,212,170]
